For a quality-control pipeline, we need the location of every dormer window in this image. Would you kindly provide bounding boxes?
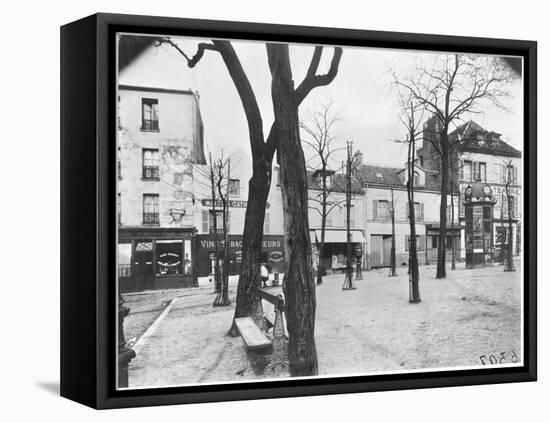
[313,170,334,189]
[476,133,486,142]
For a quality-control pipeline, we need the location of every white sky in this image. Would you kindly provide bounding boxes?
[119,35,523,168]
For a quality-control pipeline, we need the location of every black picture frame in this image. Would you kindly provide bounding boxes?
[60,12,537,409]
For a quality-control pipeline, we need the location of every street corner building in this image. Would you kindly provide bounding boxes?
[116,38,285,293]
[419,116,522,266]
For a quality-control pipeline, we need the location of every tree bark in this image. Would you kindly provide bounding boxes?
[450,148,456,271]
[504,177,516,272]
[268,44,318,376]
[317,211,326,285]
[317,169,328,285]
[436,133,448,279]
[389,188,397,277]
[228,156,272,333]
[407,135,420,303]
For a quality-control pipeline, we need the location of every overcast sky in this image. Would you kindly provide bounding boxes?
[119,35,523,168]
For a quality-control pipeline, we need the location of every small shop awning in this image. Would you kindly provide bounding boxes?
[311,229,365,244]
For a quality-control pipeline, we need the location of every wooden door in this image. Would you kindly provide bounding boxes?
[370,235,382,267]
[382,236,392,266]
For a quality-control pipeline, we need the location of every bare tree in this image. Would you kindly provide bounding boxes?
[391,82,426,301]
[301,101,346,285]
[502,159,517,272]
[395,54,513,278]
[342,141,358,290]
[159,38,342,376]
[194,151,236,306]
[213,154,232,306]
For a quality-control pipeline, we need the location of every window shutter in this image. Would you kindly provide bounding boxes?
[405,235,409,251]
[406,202,410,218]
[459,160,464,180]
[264,211,270,234]
[421,235,426,251]
[373,200,378,219]
[420,203,424,221]
[202,210,209,232]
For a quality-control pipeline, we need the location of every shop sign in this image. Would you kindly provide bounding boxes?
[201,199,270,209]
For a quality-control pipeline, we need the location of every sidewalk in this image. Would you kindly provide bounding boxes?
[128,262,522,388]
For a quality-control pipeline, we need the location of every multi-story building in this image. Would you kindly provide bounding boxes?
[192,150,285,279]
[418,116,522,262]
[358,162,460,268]
[117,84,206,292]
[305,168,366,272]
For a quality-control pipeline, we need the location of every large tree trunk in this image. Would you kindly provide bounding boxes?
[407,136,420,303]
[389,188,397,277]
[268,43,318,377]
[504,184,516,272]
[317,223,326,285]
[228,157,272,334]
[317,178,328,285]
[436,137,448,279]
[450,149,456,271]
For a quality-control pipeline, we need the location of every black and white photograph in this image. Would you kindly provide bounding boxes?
[115,33,526,390]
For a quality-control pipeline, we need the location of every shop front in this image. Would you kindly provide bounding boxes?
[310,229,365,273]
[196,234,285,277]
[118,228,197,293]
[424,224,462,265]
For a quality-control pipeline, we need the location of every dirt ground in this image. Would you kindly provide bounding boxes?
[127,261,522,388]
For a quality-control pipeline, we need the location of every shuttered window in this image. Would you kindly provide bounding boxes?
[264,211,270,234]
[202,210,209,232]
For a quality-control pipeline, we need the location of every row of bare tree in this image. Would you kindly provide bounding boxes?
[160,38,518,376]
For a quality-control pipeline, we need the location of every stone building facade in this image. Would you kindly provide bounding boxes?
[418,116,522,263]
[117,84,206,292]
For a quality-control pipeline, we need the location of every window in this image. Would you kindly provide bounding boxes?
[326,209,333,227]
[496,227,507,245]
[156,240,183,276]
[228,179,240,196]
[472,162,487,182]
[141,98,159,131]
[349,205,355,227]
[502,164,518,185]
[264,211,270,234]
[375,200,390,219]
[506,195,516,218]
[207,210,226,232]
[407,202,423,221]
[118,243,132,277]
[118,147,122,180]
[142,149,160,180]
[413,173,420,187]
[476,133,486,142]
[143,194,159,224]
[117,193,122,226]
[463,160,472,181]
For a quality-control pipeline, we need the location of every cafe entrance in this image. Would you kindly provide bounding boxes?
[118,228,197,293]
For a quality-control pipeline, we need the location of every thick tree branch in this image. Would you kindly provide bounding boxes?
[295,47,343,105]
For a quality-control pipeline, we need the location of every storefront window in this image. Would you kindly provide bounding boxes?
[118,243,132,277]
[156,240,183,275]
